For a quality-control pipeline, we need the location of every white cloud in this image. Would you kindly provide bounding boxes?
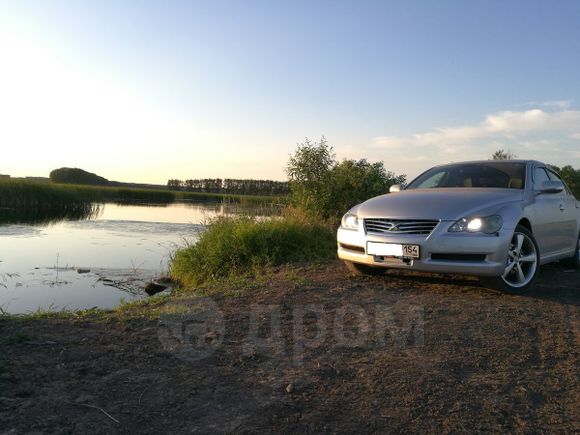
[374,108,580,150]
[523,100,571,110]
[373,136,407,149]
[371,106,580,179]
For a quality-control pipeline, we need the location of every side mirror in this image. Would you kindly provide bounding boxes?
[538,180,564,194]
[389,184,402,193]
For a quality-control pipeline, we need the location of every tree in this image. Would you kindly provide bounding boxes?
[49,168,110,185]
[490,149,517,160]
[165,178,290,195]
[286,137,406,219]
[328,159,406,217]
[167,179,182,189]
[550,164,580,199]
[286,137,336,217]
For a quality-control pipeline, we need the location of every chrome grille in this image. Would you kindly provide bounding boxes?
[364,218,439,236]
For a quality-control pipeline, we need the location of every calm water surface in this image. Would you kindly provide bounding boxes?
[0,202,262,314]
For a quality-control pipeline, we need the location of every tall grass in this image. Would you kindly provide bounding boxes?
[0,180,171,207]
[0,179,282,210]
[170,212,336,286]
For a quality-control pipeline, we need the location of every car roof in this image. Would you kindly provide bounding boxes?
[432,160,545,168]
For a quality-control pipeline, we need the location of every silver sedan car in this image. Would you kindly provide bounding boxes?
[337,160,580,293]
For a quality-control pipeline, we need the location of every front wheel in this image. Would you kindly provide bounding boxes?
[560,232,580,269]
[481,225,540,294]
[343,261,385,276]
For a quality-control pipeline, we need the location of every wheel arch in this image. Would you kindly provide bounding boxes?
[516,217,533,233]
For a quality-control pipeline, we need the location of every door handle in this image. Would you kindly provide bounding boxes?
[559,204,565,211]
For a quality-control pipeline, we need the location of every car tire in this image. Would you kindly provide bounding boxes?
[343,261,385,276]
[560,232,580,269]
[481,225,540,294]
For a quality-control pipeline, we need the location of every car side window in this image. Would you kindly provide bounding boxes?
[533,167,551,190]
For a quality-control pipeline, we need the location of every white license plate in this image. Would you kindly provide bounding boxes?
[367,242,420,258]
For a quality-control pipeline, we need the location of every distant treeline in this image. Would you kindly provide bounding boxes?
[167,178,290,195]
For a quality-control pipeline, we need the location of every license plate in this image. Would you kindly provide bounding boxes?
[367,242,420,259]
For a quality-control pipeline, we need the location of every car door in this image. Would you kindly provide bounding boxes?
[546,168,579,253]
[530,166,568,256]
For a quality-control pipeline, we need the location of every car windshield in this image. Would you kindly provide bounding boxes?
[406,162,526,190]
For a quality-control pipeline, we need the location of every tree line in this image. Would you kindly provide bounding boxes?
[547,164,580,198]
[491,148,580,198]
[166,178,290,195]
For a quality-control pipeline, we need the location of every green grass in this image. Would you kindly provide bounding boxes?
[0,179,284,211]
[0,179,169,207]
[170,213,336,286]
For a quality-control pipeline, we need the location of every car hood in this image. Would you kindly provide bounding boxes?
[356,188,524,221]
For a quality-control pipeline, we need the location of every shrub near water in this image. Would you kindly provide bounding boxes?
[171,214,335,286]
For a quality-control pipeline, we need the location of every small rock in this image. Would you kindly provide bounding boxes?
[77,268,91,274]
[285,383,294,394]
[156,275,174,285]
[144,282,168,296]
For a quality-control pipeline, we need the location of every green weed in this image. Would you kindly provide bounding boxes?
[170,213,335,286]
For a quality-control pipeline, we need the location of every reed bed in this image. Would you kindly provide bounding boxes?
[0,179,281,210]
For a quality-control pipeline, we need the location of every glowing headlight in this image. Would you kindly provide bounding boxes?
[341,213,359,230]
[467,218,482,231]
[449,215,502,234]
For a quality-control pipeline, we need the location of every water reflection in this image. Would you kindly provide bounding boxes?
[0,203,102,225]
[0,201,274,314]
[0,199,278,226]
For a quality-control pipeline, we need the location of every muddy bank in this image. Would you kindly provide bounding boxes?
[0,262,579,434]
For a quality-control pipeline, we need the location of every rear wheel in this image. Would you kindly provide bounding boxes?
[481,225,540,293]
[343,261,385,276]
[560,233,580,269]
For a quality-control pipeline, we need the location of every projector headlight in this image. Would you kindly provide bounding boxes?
[341,213,359,230]
[449,215,503,234]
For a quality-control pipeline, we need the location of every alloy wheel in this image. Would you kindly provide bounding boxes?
[501,231,538,288]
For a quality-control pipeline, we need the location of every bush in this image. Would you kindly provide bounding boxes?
[170,213,336,286]
[329,159,406,219]
[286,137,406,219]
[286,137,335,218]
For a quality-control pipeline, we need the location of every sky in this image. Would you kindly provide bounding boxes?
[1,0,579,184]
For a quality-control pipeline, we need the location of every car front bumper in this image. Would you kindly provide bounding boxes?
[337,222,512,276]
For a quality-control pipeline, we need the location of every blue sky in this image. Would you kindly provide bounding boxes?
[1,0,579,183]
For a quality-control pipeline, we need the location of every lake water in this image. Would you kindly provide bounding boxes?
[0,201,266,314]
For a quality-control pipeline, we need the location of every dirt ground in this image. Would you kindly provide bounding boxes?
[1,261,579,434]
